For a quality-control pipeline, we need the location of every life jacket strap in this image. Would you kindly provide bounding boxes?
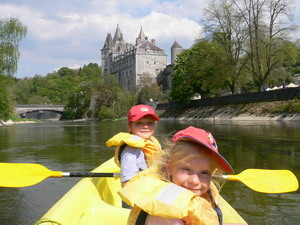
[118,144,128,164]
[208,190,223,225]
[135,210,148,225]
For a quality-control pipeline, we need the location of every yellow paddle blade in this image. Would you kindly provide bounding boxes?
[227,169,299,193]
[0,163,62,188]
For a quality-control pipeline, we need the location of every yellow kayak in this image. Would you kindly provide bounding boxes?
[36,158,247,225]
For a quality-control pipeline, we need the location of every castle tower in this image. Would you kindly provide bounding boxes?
[101,33,113,75]
[113,24,123,44]
[171,41,183,64]
[136,27,146,45]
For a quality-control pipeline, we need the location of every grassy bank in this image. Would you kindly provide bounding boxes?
[0,114,40,125]
[8,114,40,123]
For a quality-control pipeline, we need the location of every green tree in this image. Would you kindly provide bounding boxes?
[203,0,249,94]
[171,41,227,103]
[64,74,136,120]
[57,67,76,77]
[0,76,11,120]
[202,0,296,92]
[96,76,136,120]
[266,41,298,87]
[64,81,94,119]
[11,63,102,106]
[79,63,102,80]
[0,18,27,76]
[136,74,166,104]
[291,45,300,75]
[0,18,27,120]
[233,0,296,91]
[10,77,34,104]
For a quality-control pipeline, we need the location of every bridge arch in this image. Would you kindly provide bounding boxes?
[15,105,65,121]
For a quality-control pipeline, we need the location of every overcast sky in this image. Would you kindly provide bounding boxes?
[1,0,300,79]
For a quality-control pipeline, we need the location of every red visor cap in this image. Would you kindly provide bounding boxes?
[172,126,234,174]
[127,104,160,124]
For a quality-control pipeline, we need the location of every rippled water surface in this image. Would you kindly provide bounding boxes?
[0,120,299,224]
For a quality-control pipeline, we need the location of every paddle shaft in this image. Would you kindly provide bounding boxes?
[61,172,120,177]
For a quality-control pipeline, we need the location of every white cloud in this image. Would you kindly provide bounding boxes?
[54,64,82,72]
[139,11,202,42]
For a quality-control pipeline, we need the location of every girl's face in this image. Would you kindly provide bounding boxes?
[128,116,155,140]
[168,146,213,196]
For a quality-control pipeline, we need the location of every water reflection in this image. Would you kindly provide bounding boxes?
[0,120,299,224]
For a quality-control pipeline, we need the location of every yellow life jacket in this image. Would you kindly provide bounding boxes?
[119,176,196,219]
[118,168,221,225]
[106,132,161,167]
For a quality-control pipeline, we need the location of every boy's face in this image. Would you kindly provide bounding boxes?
[128,116,156,140]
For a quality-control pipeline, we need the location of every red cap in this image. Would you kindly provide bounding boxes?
[127,104,160,124]
[172,126,234,173]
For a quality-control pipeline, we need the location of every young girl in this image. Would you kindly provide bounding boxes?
[119,126,234,225]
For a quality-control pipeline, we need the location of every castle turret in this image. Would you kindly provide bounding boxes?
[171,41,183,64]
[113,24,123,44]
[102,33,113,49]
[101,33,113,75]
[136,27,146,46]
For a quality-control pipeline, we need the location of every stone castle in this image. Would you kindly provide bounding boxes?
[101,25,183,92]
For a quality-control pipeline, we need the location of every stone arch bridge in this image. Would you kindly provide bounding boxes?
[15,105,65,121]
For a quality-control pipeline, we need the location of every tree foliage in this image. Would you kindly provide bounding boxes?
[0,18,27,120]
[0,18,27,76]
[233,0,296,90]
[137,74,166,104]
[203,0,248,94]
[64,81,94,119]
[170,41,228,103]
[11,63,101,105]
[250,0,294,90]
[95,75,136,120]
[190,0,298,93]
[0,76,11,120]
[65,74,136,120]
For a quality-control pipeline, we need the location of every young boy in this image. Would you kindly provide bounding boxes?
[106,104,161,187]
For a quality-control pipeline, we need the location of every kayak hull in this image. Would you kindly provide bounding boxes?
[36,158,247,225]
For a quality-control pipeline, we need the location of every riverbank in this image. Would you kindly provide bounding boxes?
[0,119,38,126]
[156,100,300,121]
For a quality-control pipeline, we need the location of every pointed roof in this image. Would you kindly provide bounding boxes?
[171,40,182,49]
[137,27,146,42]
[113,24,123,43]
[102,33,113,49]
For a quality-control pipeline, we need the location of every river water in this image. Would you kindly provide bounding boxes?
[0,120,299,225]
